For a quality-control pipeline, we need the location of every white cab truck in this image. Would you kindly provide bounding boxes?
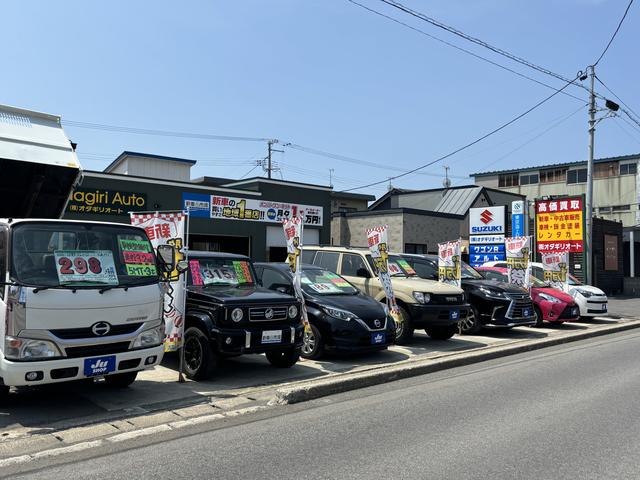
[0,105,172,401]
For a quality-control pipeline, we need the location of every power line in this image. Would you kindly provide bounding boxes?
[612,117,640,145]
[594,75,640,126]
[377,0,583,89]
[594,0,635,65]
[63,119,270,143]
[340,74,580,192]
[346,0,585,102]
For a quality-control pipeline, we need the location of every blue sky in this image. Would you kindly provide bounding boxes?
[2,0,639,199]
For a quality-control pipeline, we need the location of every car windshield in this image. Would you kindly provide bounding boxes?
[568,273,582,285]
[461,263,483,280]
[187,257,256,287]
[301,269,358,296]
[529,275,547,287]
[10,222,157,288]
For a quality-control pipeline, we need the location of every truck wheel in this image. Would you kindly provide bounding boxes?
[460,306,482,335]
[302,324,324,360]
[425,324,457,340]
[104,371,138,388]
[394,305,414,345]
[266,347,300,368]
[184,326,217,380]
[532,306,544,327]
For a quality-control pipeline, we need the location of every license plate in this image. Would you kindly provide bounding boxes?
[83,355,116,377]
[449,309,460,320]
[261,330,282,344]
[602,304,607,312]
[371,332,386,345]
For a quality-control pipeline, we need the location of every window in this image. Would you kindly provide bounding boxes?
[260,268,291,293]
[404,243,428,254]
[620,163,637,175]
[612,205,631,212]
[338,207,357,213]
[0,226,6,299]
[340,253,368,277]
[531,266,545,281]
[301,250,316,264]
[599,206,613,214]
[403,257,438,280]
[539,168,567,184]
[594,161,618,178]
[313,251,339,272]
[498,174,519,187]
[520,173,539,185]
[567,168,587,184]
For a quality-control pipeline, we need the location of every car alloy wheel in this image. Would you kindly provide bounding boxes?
[302,329,316,355]
[184,335,203,373]
[459,306,481,335]
[301,324,324,360]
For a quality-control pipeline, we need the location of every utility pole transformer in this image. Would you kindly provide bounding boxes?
[585,65,596,285]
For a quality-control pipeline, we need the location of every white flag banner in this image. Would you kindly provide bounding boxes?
[541,252,569,290]
[366,226,398,314]
[505,236,531,288]
[438,240,462,288]
[283,216,309,331]
[131,212,186,352]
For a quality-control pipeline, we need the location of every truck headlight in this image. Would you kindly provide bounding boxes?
[288,305,298,318]
[133,325,164,348]
[231,308,244,322]
[412,292,431,304]
[5,336,62,361]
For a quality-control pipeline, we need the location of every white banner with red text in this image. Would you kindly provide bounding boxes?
[283,216,309,331]
[541,252,569,290]
[505,236,531,288]
[438,240,462,288]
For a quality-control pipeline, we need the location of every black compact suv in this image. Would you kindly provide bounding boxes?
[400,254,536,334]
[183,251,304,380]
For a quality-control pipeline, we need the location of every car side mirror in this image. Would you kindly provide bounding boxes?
[156,245,176,273]
[356,268,371,278]
[176,260,189,273]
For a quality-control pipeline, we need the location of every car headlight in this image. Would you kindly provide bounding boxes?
[478,286,505,298]
[321,305,358,321]
[538,292,562,303]
[288,305,299,319]
[412,292,431,304]
[573,288,593,298]
[4,336,62,360]
[231,308,244,322]
[133,324,165,349]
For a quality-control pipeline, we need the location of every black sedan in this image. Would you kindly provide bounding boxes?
[255,263,396,359]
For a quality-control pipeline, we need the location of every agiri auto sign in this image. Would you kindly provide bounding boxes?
[535,196,584,253]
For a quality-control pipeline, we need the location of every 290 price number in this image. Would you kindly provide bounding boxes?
[58,256,103,275]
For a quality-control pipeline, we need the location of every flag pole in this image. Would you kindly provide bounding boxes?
[177,208,190,383]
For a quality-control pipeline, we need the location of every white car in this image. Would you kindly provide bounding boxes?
[481,261,608,318]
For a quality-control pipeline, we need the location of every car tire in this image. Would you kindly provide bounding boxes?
[302,324,324,360]
[184,326,217,380]
[459,305,482,335]
[266,347,301,368]
[425,324,457,340]
[104,371,138,388]
[0,385,9,403]
[532,306,544,327]
[394,305,414,345]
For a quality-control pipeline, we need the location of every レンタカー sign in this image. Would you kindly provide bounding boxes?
[535,197,584,253]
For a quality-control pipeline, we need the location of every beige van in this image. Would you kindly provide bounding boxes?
[303,246,470,344]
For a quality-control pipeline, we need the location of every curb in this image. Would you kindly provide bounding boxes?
[273,320,640,405]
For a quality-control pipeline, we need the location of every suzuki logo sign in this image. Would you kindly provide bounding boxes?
[469,206,506,234]
[480,209,493,224]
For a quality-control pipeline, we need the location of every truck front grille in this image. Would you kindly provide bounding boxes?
[64,342,131,359]
[249,306,288,321]
[51,323,143,339]
[430,294,465,305]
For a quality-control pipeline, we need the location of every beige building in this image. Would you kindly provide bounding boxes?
[471,153,640,227]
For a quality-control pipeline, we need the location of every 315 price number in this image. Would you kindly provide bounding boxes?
[58,256,102,275]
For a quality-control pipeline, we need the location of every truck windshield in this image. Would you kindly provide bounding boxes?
[10,222,157,288]
[188,257,256,287]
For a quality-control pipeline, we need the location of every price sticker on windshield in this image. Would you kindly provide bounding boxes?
[388,262,402,275]
[54,250,118,285]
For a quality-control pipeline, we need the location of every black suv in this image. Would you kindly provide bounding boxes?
[400,254,536,334]
[183,252,303,380]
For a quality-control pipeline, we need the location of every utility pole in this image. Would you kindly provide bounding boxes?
[329,168,334,188]
[585,65,596,285]
[266,139,283,179]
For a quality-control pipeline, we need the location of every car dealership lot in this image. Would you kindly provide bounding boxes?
[2,311,639,458]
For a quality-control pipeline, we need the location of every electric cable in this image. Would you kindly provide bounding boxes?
[593,0,634,66]
[339,74,580,192]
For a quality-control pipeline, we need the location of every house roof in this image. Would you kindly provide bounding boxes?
[434,186,483,215]
[471,153,640,177]
[331,191,376,201]
[104,151,197,173]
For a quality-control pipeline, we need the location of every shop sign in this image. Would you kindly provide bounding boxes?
[67,188,146,215]
[469,253,505,267]
[535,197,584,253]
[469,244,505,254]
[469,206,506,234]
[469,235,505,245]
[512,200,525,237]
[182,192,211,218]
[438,240,461,288]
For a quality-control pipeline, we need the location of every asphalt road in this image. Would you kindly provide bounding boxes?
[12,330,640,480]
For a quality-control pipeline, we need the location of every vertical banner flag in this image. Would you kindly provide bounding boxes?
[541,252,569,289]
[366,226,399,314]
[505,236,531,288]
[131,212,186,352]
[283,216,310,331]
[438,240,462,288]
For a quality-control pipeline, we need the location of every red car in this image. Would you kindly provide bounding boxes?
[476,267,580,326]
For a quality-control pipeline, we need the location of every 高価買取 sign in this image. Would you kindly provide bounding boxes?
[535,197,584,253]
